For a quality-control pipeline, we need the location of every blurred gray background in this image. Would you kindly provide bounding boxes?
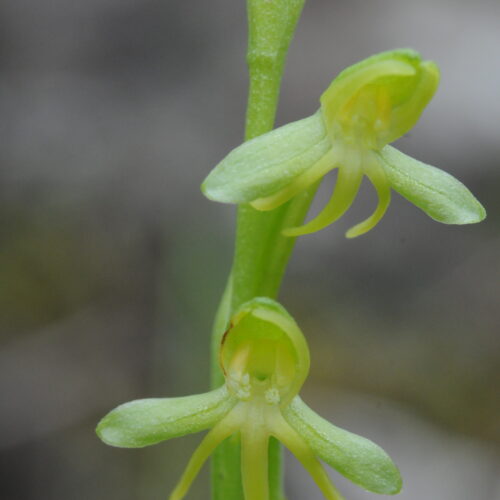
[0,1,498,499]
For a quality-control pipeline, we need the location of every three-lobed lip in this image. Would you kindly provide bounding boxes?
[202,50,485,239]
[97,297,402,500]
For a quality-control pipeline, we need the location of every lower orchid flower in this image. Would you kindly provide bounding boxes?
[97,298,402,499]
[202,49,485,238]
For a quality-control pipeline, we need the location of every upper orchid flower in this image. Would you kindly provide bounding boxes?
[97,298,402,499]
[202,49,485,237]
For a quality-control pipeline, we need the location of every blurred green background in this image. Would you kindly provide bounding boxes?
[0,1,498,499]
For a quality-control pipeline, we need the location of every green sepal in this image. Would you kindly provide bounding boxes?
[320,49,440,147]
[283,396,402,495]
[222,297,310,406]
[96,386,236,448]
[380,145,486,224]
[201,111,330,204]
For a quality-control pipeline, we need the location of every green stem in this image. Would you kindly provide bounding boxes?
[211,2,310,499]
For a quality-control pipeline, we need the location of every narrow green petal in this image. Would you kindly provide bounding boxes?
[283,397,402,495]
[201,111,331,204]
[380,146,486,224]
[270,410,345,500]
[251,149,336,211]
[345,158,391,238]
[170,416,239,500]
[96,386,236,448]
[283,163,363,237]
[241,427,270,500]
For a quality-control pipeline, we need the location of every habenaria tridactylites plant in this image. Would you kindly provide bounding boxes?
[97,47,486,500]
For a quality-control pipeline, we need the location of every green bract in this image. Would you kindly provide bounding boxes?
[202,49,486,238]
[97,298,402,500]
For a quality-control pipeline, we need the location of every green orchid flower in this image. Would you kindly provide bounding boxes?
[97,298,402,500]
[202,49,485,238]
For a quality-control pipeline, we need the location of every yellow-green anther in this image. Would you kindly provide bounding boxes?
[202,49,485,237]
[320,50,439,148]
[96,298,403,500]
[220,298,310,407]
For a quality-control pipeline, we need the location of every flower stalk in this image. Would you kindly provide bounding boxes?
[96,1,487,499]
[211,2,312,498]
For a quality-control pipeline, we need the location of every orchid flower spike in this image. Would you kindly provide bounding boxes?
[97,298,402,499]
[202,49,485,238]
